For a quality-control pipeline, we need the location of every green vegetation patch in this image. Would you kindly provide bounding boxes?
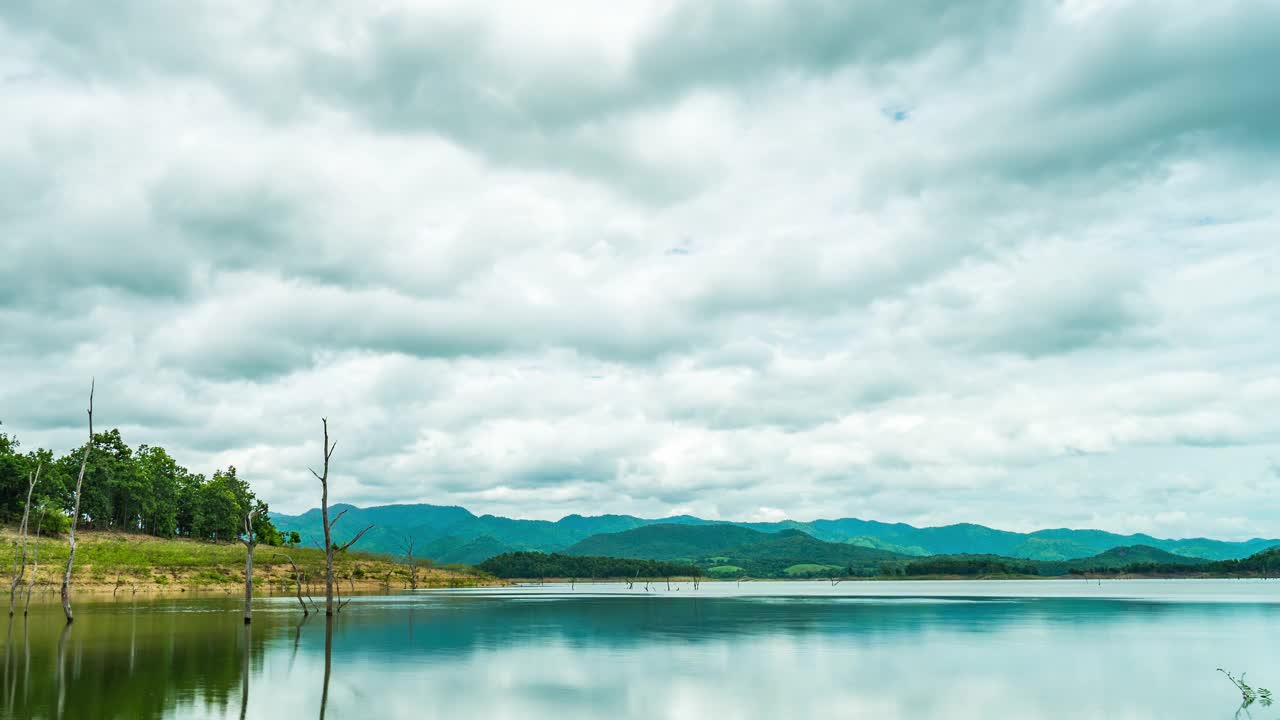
[782,563,843,577]
[478,552,701,579]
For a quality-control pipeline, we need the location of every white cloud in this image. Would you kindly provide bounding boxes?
[2,0,1279,539]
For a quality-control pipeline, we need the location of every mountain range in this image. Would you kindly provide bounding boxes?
[479,528,1239,579]
[269,503,1280,566]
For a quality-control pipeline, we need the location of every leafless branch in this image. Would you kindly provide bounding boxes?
[9,461,41,616]
[337,525,374,552]
[273,553,310,615]
[242,509,258,624]
[25,504,48,615]
[61,379,93,624]
[399,534,419,590]
[328,508,349,531]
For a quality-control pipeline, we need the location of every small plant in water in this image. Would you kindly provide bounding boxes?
[1218,668,1273,709]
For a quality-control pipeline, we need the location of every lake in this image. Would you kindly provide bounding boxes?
[4,580,1278,719]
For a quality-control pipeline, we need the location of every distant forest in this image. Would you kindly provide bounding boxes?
[479,552,701,579]
[894,546,1280,578]
[0,426,286,545]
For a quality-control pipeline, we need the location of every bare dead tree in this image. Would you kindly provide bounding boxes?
[241,509,258,624]
[309,419,374,616]
[272,553,310,615]
[62,381,94,624]
[310,418,338,616]
[398,534,419,590]
[8,463,40,616]
[334,577,352,614]
[24,504,48,615]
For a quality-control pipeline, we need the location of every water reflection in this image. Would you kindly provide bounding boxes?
[320,616,333,720]
[239,623,250,720]
[0,584,1277,719]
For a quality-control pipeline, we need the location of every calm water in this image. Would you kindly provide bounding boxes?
[3,580,1278,719]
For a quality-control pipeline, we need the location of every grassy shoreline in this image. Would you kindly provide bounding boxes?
[1,528,501,594]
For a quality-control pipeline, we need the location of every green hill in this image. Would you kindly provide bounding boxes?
[420,534,520,565]
[565,523,767,561]
[724,530,903,576]
[1064,544,1203,570]
[565,524,904,577]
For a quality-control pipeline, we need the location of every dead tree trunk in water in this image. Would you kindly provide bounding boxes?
[8,463,40,616]
[308,419,372,617]
[274,553,309,615]
[62,381,94,624]
[312,418,337,617]
[25,505,47,615]
[241,509,257,624]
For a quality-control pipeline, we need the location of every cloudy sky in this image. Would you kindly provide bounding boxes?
[2,1,1278,538]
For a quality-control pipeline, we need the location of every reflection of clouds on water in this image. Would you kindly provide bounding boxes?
[7,585,1280,719]
[237,585,1279,719]
[245,617,1268,719]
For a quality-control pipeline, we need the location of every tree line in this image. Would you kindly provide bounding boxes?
[1064,548,1280,577]
[901,555,1042,577]
[0,425,285,546]
[478,551,702,580]
[892,548,1280,577]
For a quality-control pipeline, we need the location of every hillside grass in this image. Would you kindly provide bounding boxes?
[0,528,497,594]
[782,563,844,577]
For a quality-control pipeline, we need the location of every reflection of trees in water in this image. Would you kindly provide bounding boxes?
[3,601,283,720]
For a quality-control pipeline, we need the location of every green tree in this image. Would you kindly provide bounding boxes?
[194,470,243,541]
[0,431,35,521]
[2,421,281,546]
[250,500,283,546]
[175,472,205,538]
[76,429,140,530]
[135,445,182,537]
